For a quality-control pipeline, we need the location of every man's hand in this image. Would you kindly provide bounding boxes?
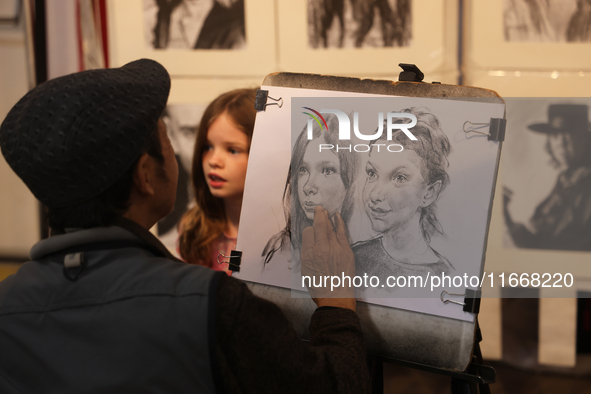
[301,206,356,312]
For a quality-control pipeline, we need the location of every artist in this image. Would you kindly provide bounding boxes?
[0,59,368,393]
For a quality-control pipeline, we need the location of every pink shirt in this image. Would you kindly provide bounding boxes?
[176,231,236,276]
[209,233,236,276]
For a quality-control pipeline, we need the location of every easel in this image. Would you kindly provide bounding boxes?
[370,320,495,393]
[364,65,497,394]
[239,64,505,393]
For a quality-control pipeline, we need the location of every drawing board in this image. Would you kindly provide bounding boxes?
[235,73,505,370]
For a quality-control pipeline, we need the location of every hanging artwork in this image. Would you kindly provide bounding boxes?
[276,0,450,76]
[142,0,246,50]
[0,0,20,25]
[503,0,591,42]
[157,103,206,255]
[306,0,411,48]
[466,0,591,70]
[502,98,591,253]
[108,0,276,76]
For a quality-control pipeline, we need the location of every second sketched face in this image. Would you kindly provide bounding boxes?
[363,148,429,234]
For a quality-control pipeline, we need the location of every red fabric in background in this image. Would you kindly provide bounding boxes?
[75,0,83,71]
[96,0,109,68]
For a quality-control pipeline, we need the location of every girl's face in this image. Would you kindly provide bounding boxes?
[363,148,429,234]
[202,111,249,202]
[297,138,346,220]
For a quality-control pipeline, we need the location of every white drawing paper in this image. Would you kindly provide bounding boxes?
[235,86,504,323]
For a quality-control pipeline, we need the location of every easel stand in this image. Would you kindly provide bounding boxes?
[366,65,498,393]
[370,321,495,394]
[244,64,504,393]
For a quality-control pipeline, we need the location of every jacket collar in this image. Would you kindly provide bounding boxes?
[30,217,180,262]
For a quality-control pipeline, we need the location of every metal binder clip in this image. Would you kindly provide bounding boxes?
[440,289,482,313]
[254,89,283,111]
[216,250,243,272]
[217,253,238,267]
[440,290,466,306]
[463,121,489,136]
[463,118,506,141]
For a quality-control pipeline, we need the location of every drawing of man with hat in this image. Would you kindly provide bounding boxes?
[504,104,591,251]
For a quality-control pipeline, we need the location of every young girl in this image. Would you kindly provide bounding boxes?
[178,88,257,274]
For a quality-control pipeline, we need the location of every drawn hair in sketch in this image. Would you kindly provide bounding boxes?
[262,113,358,268]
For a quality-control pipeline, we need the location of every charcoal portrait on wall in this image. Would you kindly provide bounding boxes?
[143,0,246,50]
[503,101,591,252]
[504,0,591,42]
[307,0,411,48]
[157,104,205,254]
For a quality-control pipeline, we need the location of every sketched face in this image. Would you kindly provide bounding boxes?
[297,138,346,220]
[548,133,571,169]
[547,132,587,169]
[363,148,429,234]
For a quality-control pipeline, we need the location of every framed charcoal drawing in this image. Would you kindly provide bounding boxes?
[234,72,505,370]
[156,103,205,256]
[276,0,456,77]
[465,0,591,71]
[502,98,591,253]
[107,0,277,77]
[483,97,591,282]
[0,0,20,25]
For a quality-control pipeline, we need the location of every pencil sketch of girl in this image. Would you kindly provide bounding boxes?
[352,107,454,279]
[262,113,357,270]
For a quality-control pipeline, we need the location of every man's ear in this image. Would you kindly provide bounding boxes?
[421,179,442,207]
[132,152,156,196]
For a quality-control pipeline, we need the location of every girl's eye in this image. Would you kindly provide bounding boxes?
[298,166,308,175]
[366,168,377,180]
[393,174,409,183]
[203,144,213,152]
[322,166,336,176]
[229,148,241,155]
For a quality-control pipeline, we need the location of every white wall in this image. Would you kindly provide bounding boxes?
[0,18,40,257]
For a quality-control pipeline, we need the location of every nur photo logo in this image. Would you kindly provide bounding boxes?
[302,107,418,152]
